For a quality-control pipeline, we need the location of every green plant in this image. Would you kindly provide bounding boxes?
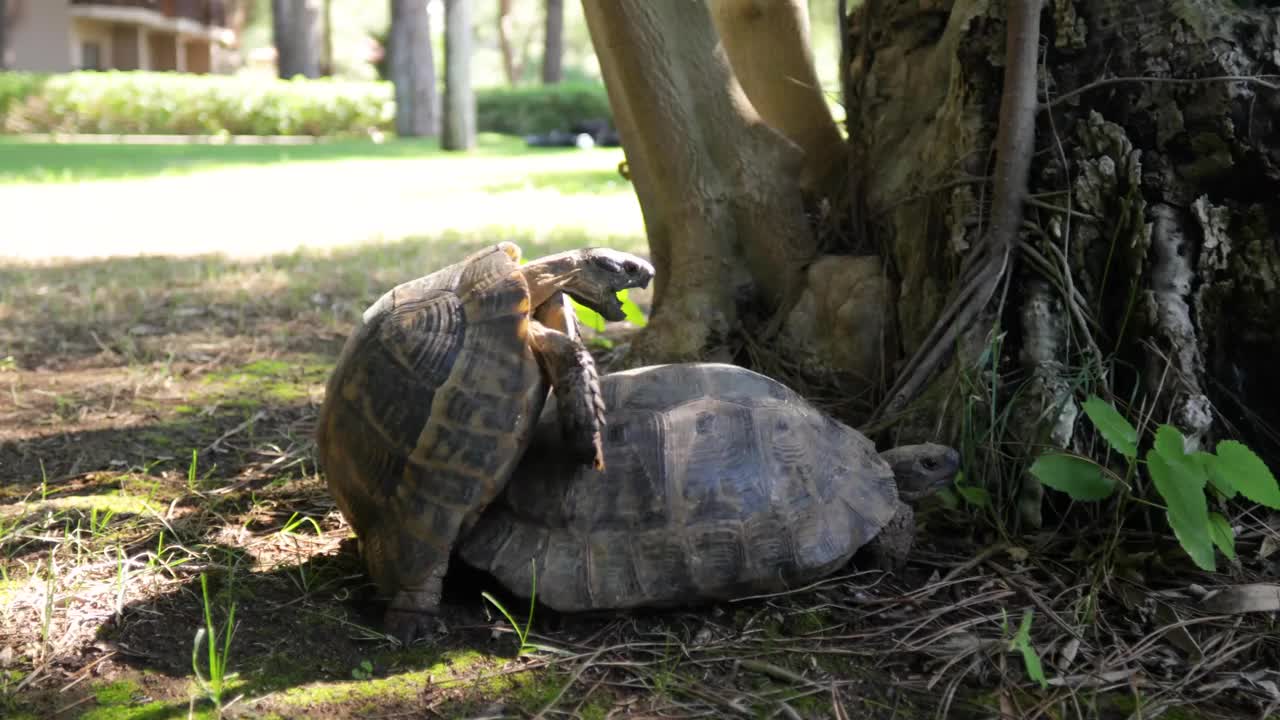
[187,450,199,492]
[1031,395,1280,571]
[279,512,323,536]
[570,290,647,348]
[1005,609,1047,689]
[192,573,238,711]
[481,561,538,656]
[350,660,374,680]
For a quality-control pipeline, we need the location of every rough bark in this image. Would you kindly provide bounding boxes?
[541,0,563,84]
[845,0,1280,474]
[272,0,323,79]
[390,0,438,137]
[582,0,818,362]
[441,0,476,150]
[708,0,848,194]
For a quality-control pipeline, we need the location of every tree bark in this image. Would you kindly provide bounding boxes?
[843,0,1280,495]
[441,0,476,150]
[0,0,8,71]
[390,0,438,137]
[541,0,563,84]
[708,0,847,194]
[582,0,817,362]
[272,0,323,79]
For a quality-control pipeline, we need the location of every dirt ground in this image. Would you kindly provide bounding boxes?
[2,236,1278,719]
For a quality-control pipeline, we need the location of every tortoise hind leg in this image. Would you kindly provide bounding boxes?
[528,319,606,470]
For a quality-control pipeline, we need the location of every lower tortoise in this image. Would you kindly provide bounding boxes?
[318,242,652,641]
[459,362,960,612]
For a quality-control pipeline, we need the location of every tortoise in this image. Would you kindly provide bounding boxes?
[458,362,960,612]
[317,242,653,641]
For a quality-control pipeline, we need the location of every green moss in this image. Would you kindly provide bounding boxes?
[93,680,138,705]
[80,679,196,720]
[276,649,495,708]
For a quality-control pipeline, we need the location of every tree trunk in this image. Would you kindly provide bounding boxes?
[390,0,438,137]
[843,0,1280,514]
[0,0,8,71]
[541,0,563,84]
[497,0,521,85]
[582,0,818,362]
[707,0,847,194]
[320,0,333,76]
[441,0,476,150]
[272,0,323,79]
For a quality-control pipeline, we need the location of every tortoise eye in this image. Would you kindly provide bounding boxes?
[922,458,939,471]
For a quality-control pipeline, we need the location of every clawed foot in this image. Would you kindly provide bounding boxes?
[384,587,447,645]
[384,607,447,645]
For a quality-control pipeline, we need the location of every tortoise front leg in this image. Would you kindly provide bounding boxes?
[862,500,914,573]
[528,319,606,471]
[383,561,448,644]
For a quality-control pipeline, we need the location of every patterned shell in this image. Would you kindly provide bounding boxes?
[458,363,900,612]
[318,243,551,598]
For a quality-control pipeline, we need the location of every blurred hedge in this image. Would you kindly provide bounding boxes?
[475,82,612,136]
[0,71,612,137]
[0,71,394,136]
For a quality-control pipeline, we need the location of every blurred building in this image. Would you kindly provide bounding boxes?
[3,0,234,73]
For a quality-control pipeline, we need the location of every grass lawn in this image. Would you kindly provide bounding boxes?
[0,133,645,262]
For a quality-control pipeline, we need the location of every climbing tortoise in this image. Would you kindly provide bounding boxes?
[458,362,960,612]
[317,242,653,640]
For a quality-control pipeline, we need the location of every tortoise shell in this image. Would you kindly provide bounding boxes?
[458,363,901,612]
[318,243,556,603]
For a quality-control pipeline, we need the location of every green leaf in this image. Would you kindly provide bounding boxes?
[1152,424,1187,461]
[1191,451,1236,499]
[956,485,992,508]
[1208,512,1236,561]
[1010,609,1048,689]
[1146,448,1214,572]
[1212,440,1280,509]
[1082,395,1138,459]
[570,298,607,333]
[618,289,648,327]
[1029,454,1117,501]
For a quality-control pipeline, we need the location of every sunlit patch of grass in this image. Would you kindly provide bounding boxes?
[0,136,643,263]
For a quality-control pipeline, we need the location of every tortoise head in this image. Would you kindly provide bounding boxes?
[879,443,961,502]
[523,248,654,322]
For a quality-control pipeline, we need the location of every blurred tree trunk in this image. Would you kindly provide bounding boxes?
[496,0,522,85]
[272,0,323,78]
[390,0,438,137]
[441,0,476,150]
[541,0,563,84]
[0,0,8,71]
[320,0,333,76]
